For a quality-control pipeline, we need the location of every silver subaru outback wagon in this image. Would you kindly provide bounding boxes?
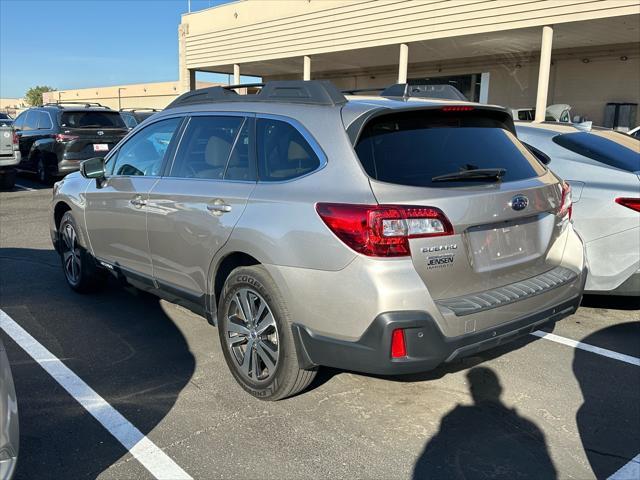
[49,81,587,400]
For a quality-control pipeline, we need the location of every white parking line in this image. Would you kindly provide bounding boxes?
[13,184,36,191]
[531,329,640,479]
[531,330,640,367]
[0,309,192,480]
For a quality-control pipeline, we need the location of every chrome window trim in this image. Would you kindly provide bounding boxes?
[254,113,328,184]
[105,115,186,179]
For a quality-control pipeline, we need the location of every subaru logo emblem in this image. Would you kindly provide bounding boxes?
[97,131,104,136]
[511,194,529,211]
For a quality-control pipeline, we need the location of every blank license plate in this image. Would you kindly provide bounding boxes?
[93,144,109,152]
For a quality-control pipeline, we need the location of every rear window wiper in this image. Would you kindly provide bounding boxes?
[432,168,506,182]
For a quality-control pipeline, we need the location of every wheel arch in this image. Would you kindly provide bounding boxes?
[208,251,261,325]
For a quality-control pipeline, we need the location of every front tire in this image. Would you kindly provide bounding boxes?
[217,265,317,400]
[59,211,106,293]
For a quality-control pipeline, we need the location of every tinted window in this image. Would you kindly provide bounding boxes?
[223,120,254,181]
[0,113,10,120]
[60,111,126,129]
[256,118,320,181]
[170,116,244,180]
[12,113,25,130]
[37,111,53,129]
[23,111,38,130]
[110,117,181,177]
[553,131,640,172]
[120,112,137,129]
[355,110,545,187]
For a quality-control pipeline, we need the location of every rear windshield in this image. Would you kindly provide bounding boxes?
[355,110,545,187]
[553,131,640,173]
[60,111,126,129]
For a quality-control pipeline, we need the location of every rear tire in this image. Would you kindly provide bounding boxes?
[0,169,16,190]
[217,265,317,400]
[59,211,106,293]
[37,157,52,185]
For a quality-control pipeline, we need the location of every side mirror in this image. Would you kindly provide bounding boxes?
[523,142,551,166]
[80,157,106,179]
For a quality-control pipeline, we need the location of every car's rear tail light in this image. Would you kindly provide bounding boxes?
[391,329,407,358]
[55,133,79,143]
[12,131,18,150]
[316,203,453,257]
[558,182,572,219]
[441,106,474,112]
[615,197,640,212]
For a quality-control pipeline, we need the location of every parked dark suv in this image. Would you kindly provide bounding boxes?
[13,102,128,183]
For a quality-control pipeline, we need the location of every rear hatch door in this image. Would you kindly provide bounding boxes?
[59,110,128,158]
[353,106,568,300]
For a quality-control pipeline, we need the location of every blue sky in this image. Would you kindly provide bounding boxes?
[0,0,244,98]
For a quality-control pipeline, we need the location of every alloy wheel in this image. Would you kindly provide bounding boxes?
[225,288,279,383]
[61,223,81,285]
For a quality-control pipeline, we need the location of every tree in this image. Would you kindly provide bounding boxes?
[24,85,55,107]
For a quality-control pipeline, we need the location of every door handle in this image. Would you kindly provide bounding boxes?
[130,195,147,208]
[207,199,232,215]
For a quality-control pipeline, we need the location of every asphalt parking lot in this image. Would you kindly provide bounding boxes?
[1,177,639,480]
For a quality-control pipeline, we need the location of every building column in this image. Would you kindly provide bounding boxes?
[398,43,409,84]
[534,26,554,122]
[303,56,311,81]
[178,23,195,93]
[233,64,241,85]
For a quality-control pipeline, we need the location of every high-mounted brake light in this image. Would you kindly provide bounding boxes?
[615,197,640,212]
[316,203,453,257]
[441,106,475,112]
[391,329,407,358]
[55,133,79,143]
[558,182,572,219]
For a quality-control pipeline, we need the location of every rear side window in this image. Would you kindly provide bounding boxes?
[60,111,126,129]
[37,111,53,129]
[553,131,640,173]
[355,110,545,187]
[170,116,248,180]
[256,118,320,181]
[13,112,26,130]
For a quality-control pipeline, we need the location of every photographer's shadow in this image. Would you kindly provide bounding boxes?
[413,367,556,480]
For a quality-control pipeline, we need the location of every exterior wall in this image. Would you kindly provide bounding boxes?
[265,45,640,126]
[182,0,639,69]
[42,80,222,111]
[0,98,25,115]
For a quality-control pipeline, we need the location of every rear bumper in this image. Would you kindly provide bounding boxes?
[0,152,20,169]
[55,159,81,176]
[293,283,584,375]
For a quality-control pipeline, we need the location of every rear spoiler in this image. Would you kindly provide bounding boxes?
[345,104,516,145]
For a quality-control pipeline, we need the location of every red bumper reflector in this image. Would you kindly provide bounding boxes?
[391,329,407,358]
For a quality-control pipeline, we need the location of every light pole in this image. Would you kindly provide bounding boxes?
[118,87,126,110]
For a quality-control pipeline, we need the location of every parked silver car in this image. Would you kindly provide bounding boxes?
[0,338,18,480]
[50,81,586,400]
[516,122,639,295]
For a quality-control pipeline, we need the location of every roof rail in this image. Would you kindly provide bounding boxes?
[43,101,109,108]
[120,107,160,112]
[381,83,468,101]
[166,80,347,109]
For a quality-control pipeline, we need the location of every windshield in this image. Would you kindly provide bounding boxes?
[355,110,546,187]
[60,111,126,129]
[553,131,640,172]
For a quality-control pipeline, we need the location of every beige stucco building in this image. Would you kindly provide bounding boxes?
[42,80,223,111]
[178,0,640,126]
[0,98,25,115]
